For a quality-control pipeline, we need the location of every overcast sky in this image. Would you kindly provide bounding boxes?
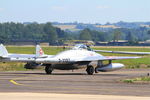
[0,0,150,24]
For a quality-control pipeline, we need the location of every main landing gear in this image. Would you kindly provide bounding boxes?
[86,65,94,75]
[45,64,53,74]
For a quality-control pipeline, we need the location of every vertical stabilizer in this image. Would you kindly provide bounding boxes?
[36,45,45,58]
[0,44,8,57]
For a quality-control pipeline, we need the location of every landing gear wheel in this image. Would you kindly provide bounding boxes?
[45,65,53,74]
[86,65,94,75]
[95,67,99,73]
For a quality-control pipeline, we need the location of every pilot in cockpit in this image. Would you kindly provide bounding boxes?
[86,45,93,51]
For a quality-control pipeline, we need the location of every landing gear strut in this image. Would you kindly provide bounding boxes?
[45,64,53,74]
[95,67,99,73]
[86,65,94,75]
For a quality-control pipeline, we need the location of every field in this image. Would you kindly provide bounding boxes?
[0,46,150,71]
[53,25,76,30]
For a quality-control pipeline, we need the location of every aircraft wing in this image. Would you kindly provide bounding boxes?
[95,50,150,55]
[74,56,140,62]
[104,56,140,60]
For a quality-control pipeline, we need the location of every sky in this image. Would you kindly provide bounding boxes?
[0,0,150,24]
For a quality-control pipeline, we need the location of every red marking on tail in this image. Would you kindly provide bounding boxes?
[39,49,43,55]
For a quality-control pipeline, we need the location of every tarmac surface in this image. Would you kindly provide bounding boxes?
[0,69,150,96]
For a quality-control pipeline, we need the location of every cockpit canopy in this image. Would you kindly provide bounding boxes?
[72,44,93,51]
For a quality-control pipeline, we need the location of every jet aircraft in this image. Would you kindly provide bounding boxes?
[0,44,140,75]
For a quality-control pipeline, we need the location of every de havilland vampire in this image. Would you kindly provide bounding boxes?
[0,44,140,75]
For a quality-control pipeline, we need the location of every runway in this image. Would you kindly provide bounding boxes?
[0,69,150,99]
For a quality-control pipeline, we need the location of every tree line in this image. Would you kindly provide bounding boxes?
[0,22,67,45]
[0,22,150,45]
[79,28,150,44]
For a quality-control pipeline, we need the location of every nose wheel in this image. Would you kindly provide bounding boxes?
[86,65,94,75]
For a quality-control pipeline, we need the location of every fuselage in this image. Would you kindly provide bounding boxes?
[36,49,103,70]
[36,49,103,63]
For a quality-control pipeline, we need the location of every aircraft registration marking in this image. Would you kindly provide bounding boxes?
[58,58,70,63]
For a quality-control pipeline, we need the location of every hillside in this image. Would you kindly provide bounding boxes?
[52,21,150,32]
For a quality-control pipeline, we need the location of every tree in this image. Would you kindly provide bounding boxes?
[0,33,8,43]
[90,30,105,42]
[79,28,92,40]
[148,30,150,35]
[43,22,58,45]
[126,31,138,45]
[113,30,122,42]
[148,30,150,37]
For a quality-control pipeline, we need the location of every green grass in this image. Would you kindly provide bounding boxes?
[123,76,150,83]
[123,79,134,83]
[0,62,26,71]
[0,46,150,71]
